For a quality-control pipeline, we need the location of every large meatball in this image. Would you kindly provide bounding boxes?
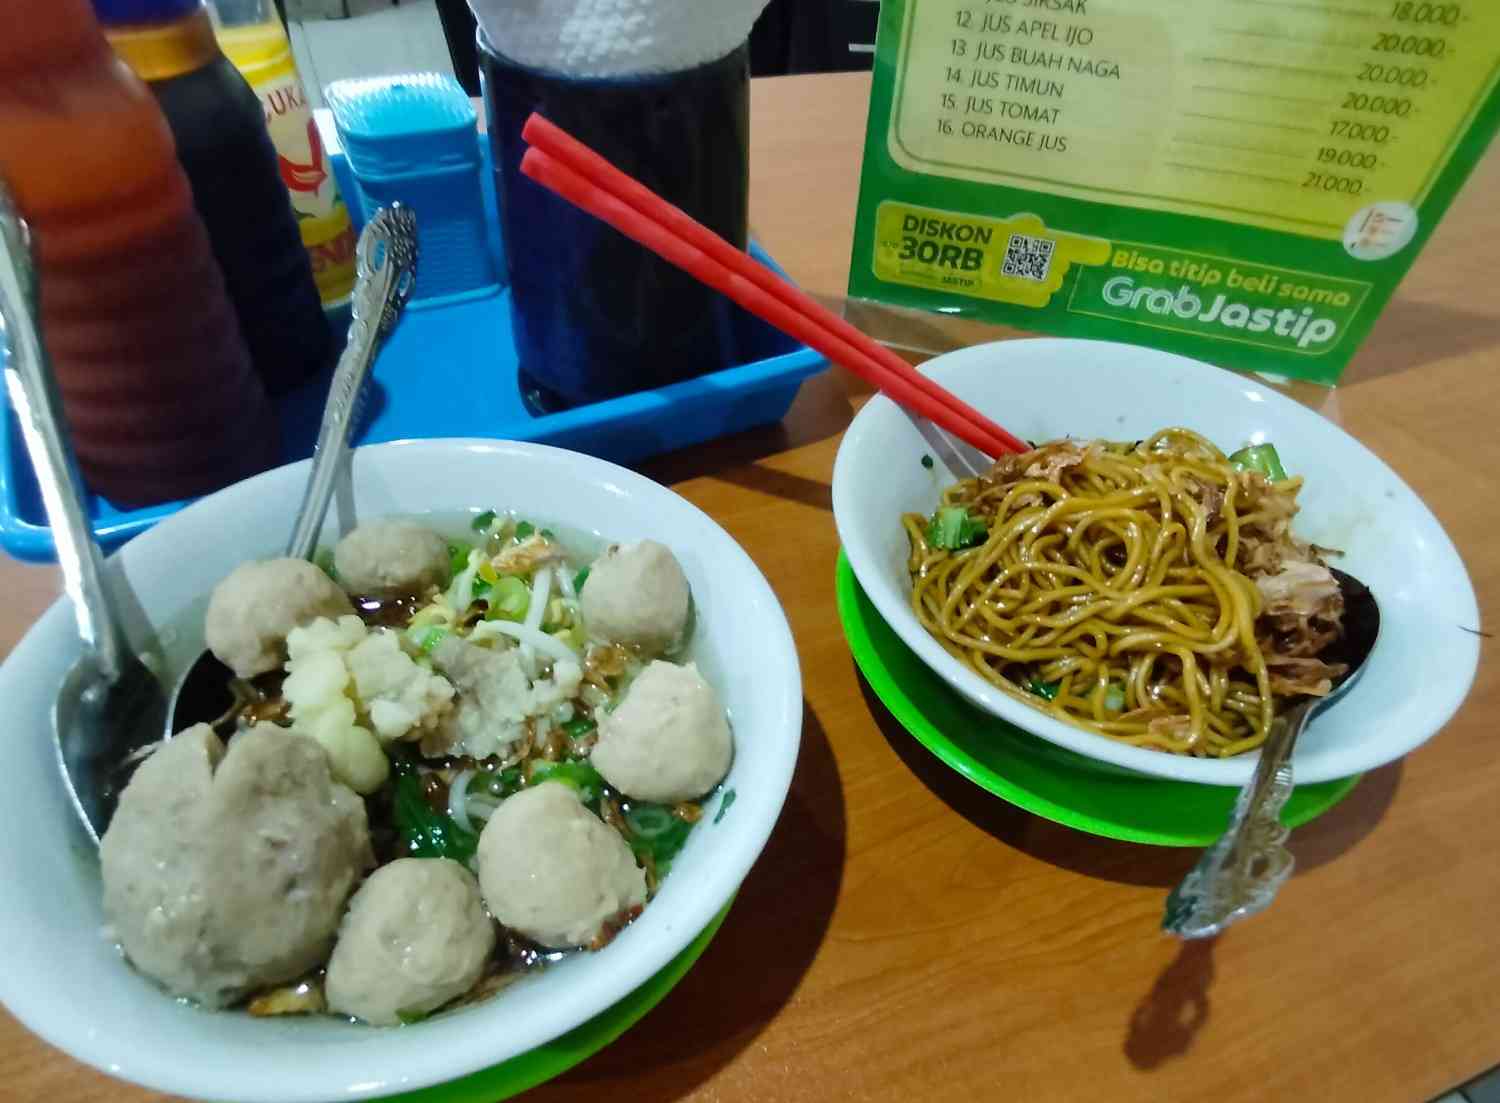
[477,783,645,949]
[100,724,372,1008]
[579,540,690,654]
[591,661,731,803]
[333,519,450,598]
[205,557,353,678]
[325,858,495,1026]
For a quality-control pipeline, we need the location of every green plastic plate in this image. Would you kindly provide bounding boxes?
[835,552,1360,847]
[379,900,731,1103]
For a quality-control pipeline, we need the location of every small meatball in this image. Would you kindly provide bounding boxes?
[325,859,495,1026]
[477,783,645,949]
[205,557,353,679]
[579,540,690,654]
[591,661,731,803]
[101,724,372,1008]
[333,520,450,598]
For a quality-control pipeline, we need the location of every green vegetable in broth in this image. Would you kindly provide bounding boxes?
[392,760,477,864]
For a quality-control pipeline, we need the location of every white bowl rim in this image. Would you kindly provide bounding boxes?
[0,437,803,1102]
[833,337,1481,787]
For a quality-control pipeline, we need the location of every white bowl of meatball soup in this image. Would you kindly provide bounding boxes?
[0,439,802,1102]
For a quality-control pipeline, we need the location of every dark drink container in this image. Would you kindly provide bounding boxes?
[479,34,749,412]
[99,0,331,396]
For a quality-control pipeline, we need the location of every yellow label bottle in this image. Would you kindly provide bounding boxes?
[210,1,357,306]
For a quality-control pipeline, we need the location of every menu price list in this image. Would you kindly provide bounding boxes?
[889,0,1500,238]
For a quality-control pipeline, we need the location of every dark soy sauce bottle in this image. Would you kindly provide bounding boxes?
[480,37,750,413]
[98,0,330,395]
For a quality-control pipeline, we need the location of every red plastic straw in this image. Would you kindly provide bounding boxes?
[520,114,1027,458]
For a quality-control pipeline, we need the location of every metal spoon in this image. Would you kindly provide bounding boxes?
[0,182,166,844]
[166,205,419,738]
[1163,568,1381,938]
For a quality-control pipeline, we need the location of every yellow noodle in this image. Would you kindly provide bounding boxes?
[904,428,1319,758]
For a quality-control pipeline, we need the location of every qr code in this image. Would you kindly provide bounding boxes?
[1001,232,1055,282]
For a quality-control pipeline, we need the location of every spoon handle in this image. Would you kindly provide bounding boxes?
[1162,699,1316,939]
[0,182,134,682]
[285,205,418,560]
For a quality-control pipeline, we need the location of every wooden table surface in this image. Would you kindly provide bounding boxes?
[2,72,1498,1103]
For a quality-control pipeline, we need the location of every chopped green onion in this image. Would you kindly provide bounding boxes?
[396,1009,428,1025]
[541,528,556,540]
[573,566,590,593]
[713,788,737,825]
[484,575,529,621]
[416,626,449,655]
[527,759,605,808]
[561,717,597,740]
[471,576,493,600]
[447,541,473,578]
[927,506,988,551]
[623,804,676,839]
[1026,677,1061,701]
[470,510,497,533]
[550,624,586,653]
[1103,684,1126,712]
[514,521,535,541]
[314,547,339,583]
[624,801,694,869]
[1229,443,1289,482]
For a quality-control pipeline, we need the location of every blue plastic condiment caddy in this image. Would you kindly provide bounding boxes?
[0,132,826,563]
[325,73,500,304]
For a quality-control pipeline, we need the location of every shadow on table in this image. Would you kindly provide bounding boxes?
[526,700,846,1102]
[709,462,834,512]
[639,371,853,490]
[1343,297,1500,387]
[855,668,1404,889]
[1117,769,1401,1070]
[1292,759,1402,873]
[853,667,1195,888]
[1124,938,1218,1069]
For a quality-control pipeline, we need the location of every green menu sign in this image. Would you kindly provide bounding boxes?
[848,0,1500,383]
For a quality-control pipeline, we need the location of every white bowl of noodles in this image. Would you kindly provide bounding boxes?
[833,338,1479,787]
[0,439,801,1102]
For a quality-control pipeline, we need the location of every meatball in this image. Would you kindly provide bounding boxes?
[325,858,495,1026]
[333,519,450,598]
[100,724,372,1008]
[477,783,645,949]
[579,540,690,654]
[591,661,731,803]
[205,557,353,679]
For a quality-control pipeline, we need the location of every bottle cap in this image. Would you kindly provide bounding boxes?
[93,0,202,25]
[325,73,479,178]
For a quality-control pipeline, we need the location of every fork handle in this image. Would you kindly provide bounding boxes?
[0,181,135,683]
[1162,698,1317,939]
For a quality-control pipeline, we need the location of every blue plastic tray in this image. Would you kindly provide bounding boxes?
[1,148,825,563]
